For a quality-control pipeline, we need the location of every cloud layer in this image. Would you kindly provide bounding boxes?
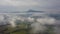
[0,0,60,13]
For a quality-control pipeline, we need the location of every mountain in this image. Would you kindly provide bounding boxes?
[27,9,44,13]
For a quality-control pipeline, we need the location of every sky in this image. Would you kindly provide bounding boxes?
[0,0,60,13]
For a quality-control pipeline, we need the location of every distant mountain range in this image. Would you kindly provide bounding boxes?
[0,9,44,13]
[49,14,60,20]
[27,9,44,13]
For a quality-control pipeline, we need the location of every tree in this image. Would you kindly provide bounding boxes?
[43,25,55,34]
[0,24,10,34]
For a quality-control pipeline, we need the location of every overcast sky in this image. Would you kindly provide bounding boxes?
[0,0,60,13]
